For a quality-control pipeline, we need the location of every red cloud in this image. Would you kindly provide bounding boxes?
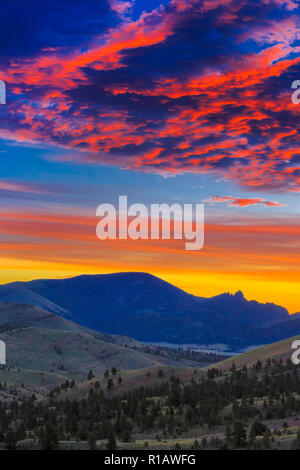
[0,0,299,192]
[205,196,286,207]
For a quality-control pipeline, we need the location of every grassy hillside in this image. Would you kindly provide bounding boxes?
[0,302,86,333]
[58,365,206,401]
[1,310,300,450]
[212,334,300,370]
[3,347,300,451]
[0,302,204,397]
[58,334,300,401]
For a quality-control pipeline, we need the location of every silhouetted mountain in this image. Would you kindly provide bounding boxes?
[0,284,70,317]
[245,317,300,346]
[0,272,293,349]
[291,312,300,319]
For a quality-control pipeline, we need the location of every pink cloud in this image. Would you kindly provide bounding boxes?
[0,180,61,195]
[109,0,133,15]
[205,196,286,207]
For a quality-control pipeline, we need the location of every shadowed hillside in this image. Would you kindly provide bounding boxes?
[0,302,205,397]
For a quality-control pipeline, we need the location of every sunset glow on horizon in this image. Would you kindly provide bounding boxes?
[0,0,299,314]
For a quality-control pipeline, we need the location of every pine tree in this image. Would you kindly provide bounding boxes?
[232,421,247,448]
[106,432,117,450]
[122,430,132,442]
[5,430,17,450]
[107,378,114,390]
[88,433,97,450]
[225,423,232,445]
[39,425,59,450]
[262,431,271,449]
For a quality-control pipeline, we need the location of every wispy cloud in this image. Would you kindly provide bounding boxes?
[0,181,48,194]
[0,180,65,195]
[204,196,286,207]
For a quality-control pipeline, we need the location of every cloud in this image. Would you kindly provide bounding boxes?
[0,0,117,57]
[109,0,133,16]
[205,195,286,207]
[0,181,50,194]
[0,0,299,192]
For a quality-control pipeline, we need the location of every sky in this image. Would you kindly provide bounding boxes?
[0,0,299,312]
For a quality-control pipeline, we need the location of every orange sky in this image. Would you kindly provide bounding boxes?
[0,0,299,316]
[0,209,299,313]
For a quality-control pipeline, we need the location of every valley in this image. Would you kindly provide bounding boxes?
[0,273,299,451]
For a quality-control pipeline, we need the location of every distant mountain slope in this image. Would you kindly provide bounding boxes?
[291,312,300,319]
[246,317,300,345]
[212,334,300,371]
[0,284,71,317]
[0,272,292,349]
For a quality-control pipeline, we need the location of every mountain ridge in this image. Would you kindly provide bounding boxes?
[0,272,293,349]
